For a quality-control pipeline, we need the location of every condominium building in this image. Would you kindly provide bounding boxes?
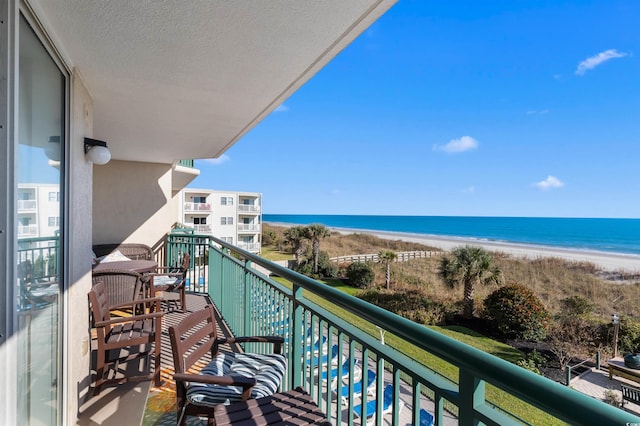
[17,183,60,239]
[179,189,262,253]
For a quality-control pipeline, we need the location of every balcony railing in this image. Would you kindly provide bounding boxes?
[184,202,211,211]
[237,242,260,251]
[17,199,37,210]
[238,224,260,232]
[177,159,195,168]
[238,204,261,213]
[167,231,640,426]
[18,224,38,237]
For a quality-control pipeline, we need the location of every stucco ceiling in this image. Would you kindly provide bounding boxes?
[30,0,397,164]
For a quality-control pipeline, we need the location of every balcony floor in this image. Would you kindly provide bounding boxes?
[78,292,232,426]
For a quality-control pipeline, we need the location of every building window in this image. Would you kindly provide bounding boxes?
[221,217,234,225]
[48,191,59,202]
[221,196,233,205]
[193,217,207,225]
[193,196,206,203]
[48,216,60,227]
[222,237,233,243]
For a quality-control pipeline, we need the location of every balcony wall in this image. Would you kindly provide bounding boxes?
[93,160,179,247]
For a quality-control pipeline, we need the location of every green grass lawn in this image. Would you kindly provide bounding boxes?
[260,247,294,262]
[273,276,563,425]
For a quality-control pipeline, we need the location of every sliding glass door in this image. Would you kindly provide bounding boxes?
[15,13,66,425]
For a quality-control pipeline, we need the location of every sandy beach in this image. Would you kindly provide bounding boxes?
[267,222,640,273]
[336,227,640,273]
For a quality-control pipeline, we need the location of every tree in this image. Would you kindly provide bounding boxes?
[438,245,501,319]
[303,224,331,274]
[284,226,307,266]
[378,250,397,289]
[547,316,598,373]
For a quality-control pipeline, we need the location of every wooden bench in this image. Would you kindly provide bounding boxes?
[608,358,640,385]
[622,384,640,407]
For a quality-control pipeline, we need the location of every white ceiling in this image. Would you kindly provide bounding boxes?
[31,0,397,164]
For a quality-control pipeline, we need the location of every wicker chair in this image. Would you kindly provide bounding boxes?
[88,282,163,396]
[92,243,154,261]
[146,252,189,312]
[92,269,144,310]
[168,305,286,425]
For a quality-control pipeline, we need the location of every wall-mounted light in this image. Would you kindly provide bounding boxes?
[84,137,111,165]
[45,136,61,162]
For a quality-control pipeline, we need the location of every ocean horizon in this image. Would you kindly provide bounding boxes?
[263,214,640,256]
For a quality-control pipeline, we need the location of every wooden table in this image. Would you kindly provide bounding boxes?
[608,358,640,385]
[92,259,157,274]
[213,388,330,426]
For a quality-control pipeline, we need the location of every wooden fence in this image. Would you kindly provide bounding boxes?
[329,250,437,264]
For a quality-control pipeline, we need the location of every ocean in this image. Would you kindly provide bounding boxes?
[262,214,640,256]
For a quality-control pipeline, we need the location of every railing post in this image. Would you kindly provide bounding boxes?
[243,258,252,338]
[597,350,601,370]
[566,366,572,386]
[291,283,304,389]
[458,371,484,424]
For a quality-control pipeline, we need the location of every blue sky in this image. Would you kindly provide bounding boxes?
[189,0,639,218]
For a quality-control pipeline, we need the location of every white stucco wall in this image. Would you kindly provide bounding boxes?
[65,70,94,421]
[92,160,179,248]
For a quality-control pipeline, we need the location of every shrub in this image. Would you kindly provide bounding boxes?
[617,316,640,353]
[561,295,595,317]
[483,284,550,341]
[602,389,621,407]
[346,262,375,288]
[358,288,447,325]
[515,358,541,375]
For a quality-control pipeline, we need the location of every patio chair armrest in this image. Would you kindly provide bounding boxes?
[109,297,163,311]
[94,311,163,327]
[220,336,285,353]
[173,372,257,387]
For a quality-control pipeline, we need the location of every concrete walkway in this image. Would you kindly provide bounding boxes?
[570,367,640,415]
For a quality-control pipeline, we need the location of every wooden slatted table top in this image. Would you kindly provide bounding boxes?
[213,388,331,426]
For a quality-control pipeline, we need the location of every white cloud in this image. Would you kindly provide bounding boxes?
[575,49,628,75]
[463,186,476,193]
[202,154,230,165]
[533,175,565,190]
[433,136,479,153]
[274,104,289,112]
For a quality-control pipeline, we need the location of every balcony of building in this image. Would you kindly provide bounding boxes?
[184,201,212,212]
[238,204,261,213]
[238,223,261,233]
[17,199,37,212]
[18,224,39,238]
[74,231,640,425]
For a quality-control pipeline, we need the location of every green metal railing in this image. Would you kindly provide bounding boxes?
[17,236,60,310]
[176,159,195,168]
[168,231,640,425]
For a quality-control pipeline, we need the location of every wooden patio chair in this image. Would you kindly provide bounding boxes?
[91,269,144,313]
[88,282,163,396]
[168,305,286,426]
[146,252,189,312]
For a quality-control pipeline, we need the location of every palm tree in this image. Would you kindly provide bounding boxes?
[284,226,307,266]
[439,245,502,319]
[303,224,331,274]
[378,250,397,289]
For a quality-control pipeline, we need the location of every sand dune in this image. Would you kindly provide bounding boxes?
[327,227,640,273]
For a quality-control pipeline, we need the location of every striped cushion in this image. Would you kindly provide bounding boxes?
[186,352,287,407]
